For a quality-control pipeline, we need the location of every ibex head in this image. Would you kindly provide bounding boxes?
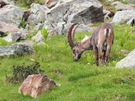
[67,23,87,61]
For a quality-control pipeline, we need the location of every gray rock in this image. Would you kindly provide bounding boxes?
[33,23,44,31]
[18,28,29,40]
[0,44,33,56]
[64,23,93,35]
[3,0,15,4]
[0,21,19,33]
[32,31,45,44]
[0,5,24,27]
[27,3,48,29]
[21,40,35,47]
[112,10,135,24]
[111,1,135,11]
[116,49,135,68]
[3,32,21,42]
[44,0,103,35]
[2,28,28,42]
[127,17,135,26]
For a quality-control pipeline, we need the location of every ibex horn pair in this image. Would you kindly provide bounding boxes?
[67,23,114,66]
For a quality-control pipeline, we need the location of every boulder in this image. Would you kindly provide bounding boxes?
[112,10,135,24]
[32,31,45,44]
[116,49,135,68]
[0,21,19,33]
[19,74,57,98]
[45,0,59,8]
[111,1,135,11]
[3,28,28,42]
[21,40,35,47]
[0,5,24,27]
[44,0,103,35]
[0,44,33,56]
[26,3,48,29]
[127,17,135,26]
[3,32,21,42]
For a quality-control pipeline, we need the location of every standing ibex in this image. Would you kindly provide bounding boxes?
[67,23,114,66]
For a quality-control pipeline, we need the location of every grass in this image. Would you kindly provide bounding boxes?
[0,24,135,101]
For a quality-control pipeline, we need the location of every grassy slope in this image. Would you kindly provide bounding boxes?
[0,24,135,101]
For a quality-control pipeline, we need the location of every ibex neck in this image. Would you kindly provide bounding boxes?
[79,38,93,50]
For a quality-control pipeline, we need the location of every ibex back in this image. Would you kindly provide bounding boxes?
[67,23,114,66]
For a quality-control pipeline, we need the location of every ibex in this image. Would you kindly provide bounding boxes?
[67,23,114,66]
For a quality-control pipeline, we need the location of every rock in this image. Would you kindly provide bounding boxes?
[33,23,44,31]
[18,28,29,40]
[2,0,15,4]
[116,49,135,68]
[3,32,21,42]
[112,10,135,24]
[64,23,93,35]
[0,5,24,27]
[21,40,35,47]
[45,0,59,8]
[2,28,28,42]
[127,17,135,26]
[126,0,135,4]
[19,74,57,98]
[44,0,103,35]
[26,3,48,30]
[0,21,19,33]
[0,44,33,56]
[111,1,135,11]
[32,31,45,44]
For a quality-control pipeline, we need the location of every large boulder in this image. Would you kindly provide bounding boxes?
[32,30,45,45]
[0,44,33,56]
[111,1,135,11]
[116,49,135,68]
[0,5,24,27]
[112,10,135,24]
[19,74,57,98]
[2,28,28,42]
[26,3,48,30]
[44,0,103,35]
[3,32,21,42]
[0,21,19,33]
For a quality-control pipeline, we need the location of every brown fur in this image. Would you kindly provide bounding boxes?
[68,23,114,66]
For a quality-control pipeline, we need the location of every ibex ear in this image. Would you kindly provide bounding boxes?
[67,23,79,48]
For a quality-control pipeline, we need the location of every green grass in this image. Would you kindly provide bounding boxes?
[0,24,135,101]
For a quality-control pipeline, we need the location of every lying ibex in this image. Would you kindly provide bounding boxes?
[67,23,114,66]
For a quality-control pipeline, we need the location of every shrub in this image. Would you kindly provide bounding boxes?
[16,0,45,7]
[6,62,44,83]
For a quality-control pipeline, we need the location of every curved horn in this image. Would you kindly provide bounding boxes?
[67,23,79,48]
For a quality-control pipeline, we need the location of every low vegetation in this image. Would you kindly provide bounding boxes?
[15,0,45,8]
[0,24,135,101]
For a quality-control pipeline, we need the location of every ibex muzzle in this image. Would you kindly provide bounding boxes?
[67,23,114,66]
